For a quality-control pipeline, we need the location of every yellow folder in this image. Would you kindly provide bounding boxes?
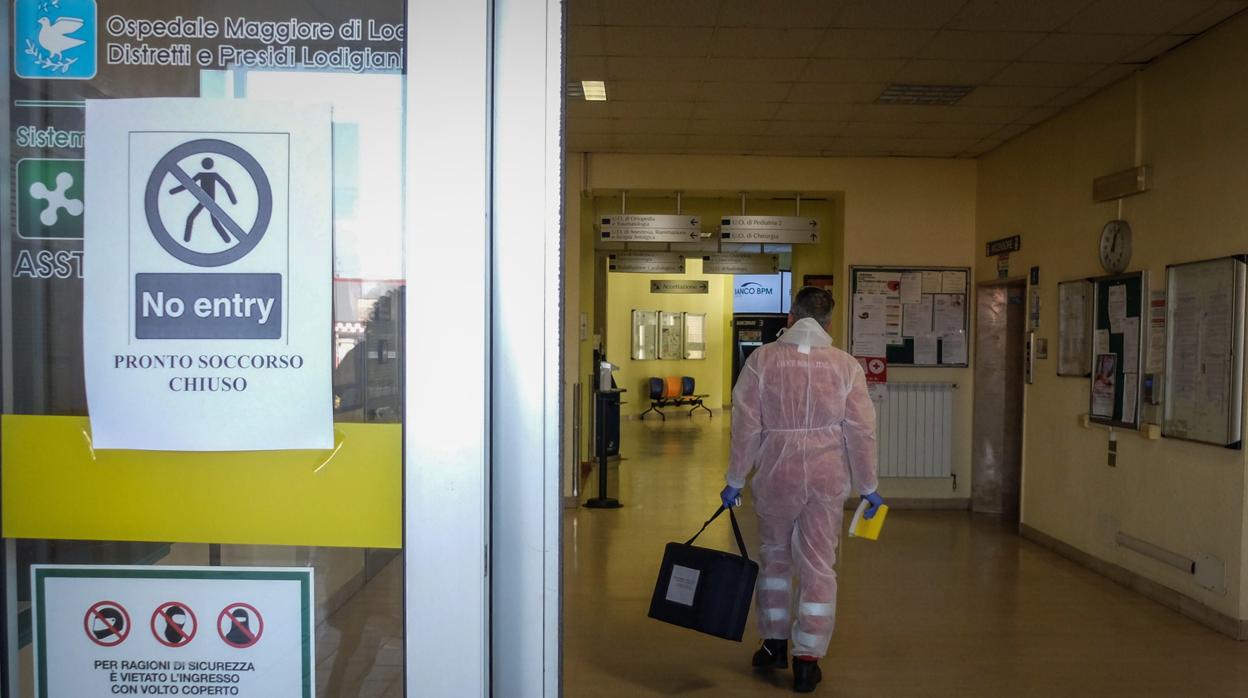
[848,500,888,541]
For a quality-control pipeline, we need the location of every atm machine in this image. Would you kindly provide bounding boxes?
[731,313,789,386]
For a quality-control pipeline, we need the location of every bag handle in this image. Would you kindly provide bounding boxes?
[684,505,751,561]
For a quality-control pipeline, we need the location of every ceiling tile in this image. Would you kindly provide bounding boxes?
[1170,1,1248,33]
[850,104,1029,123]
[1118,34,1192,63]
[1020,33,1152,63]
[603,26,715,56]
[566,117,613,135]
[568,0,606,26]
[568,26,605,56]
[688,119,772,135]
[697,81,794,102]
[947,0,1094,32]
[717,0,843,28]
[612,133,689,151]
[993,123,1037,143]
[917,30,1047,61]
[912,121,1006,139]
[825,135,904,154]
[840,121,923,138]
[833,0,969,29]
[602,0,721,27]
[704,58,808,82]
[606,56,708,81]
[567,134,614,151]
[990,61,1104,86]
[693,101,782,120]
[1060,0,1219,34]
[956,85,1066,107]
[786,82,888,104]
[801,58,907,82]
[1017,106,1061,124]
[568,55,607,80]
[773,103,857,121]
[608,100,696,119]
[815,28,936,58]
[1081,62,1139,87]
[750,135,838,154]
[711,28,825,57]
[606,81,701,102]
[893,138,981,156]
[766,120,849,137]
[1047,85,1100,108]
[684,133,760,152]
[891,59,1009,84]
[610,118,692,135]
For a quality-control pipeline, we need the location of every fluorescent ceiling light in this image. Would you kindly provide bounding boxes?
[876,84,974,106]
[581,80,607,101]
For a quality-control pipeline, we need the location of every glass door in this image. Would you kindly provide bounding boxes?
[2,1,413,695]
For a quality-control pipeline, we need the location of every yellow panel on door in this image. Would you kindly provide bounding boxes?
[2,415,400,548]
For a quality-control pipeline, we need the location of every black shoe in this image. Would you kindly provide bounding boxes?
[751,639,788,669]
[792,657,822,693]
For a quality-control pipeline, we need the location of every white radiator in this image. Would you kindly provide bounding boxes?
[875,382,954,478]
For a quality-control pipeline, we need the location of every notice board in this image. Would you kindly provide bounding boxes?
[848,266,969,367]
[1162,256,1246,447]
[1057,279,1093,377]
[1089,272,1146,428]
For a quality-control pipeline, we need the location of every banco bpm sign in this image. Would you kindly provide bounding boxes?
[84,99,332,451]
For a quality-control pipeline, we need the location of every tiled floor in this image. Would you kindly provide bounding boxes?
[316,558,403,697]
[563,416,1248,696]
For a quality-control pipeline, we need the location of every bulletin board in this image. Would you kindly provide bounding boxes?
[848,266,970,367]
[1089,272,1146,428]
[1162,256,1246,448]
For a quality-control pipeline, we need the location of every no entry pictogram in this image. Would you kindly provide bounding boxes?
[83,601,130,647]
[150,601,197,648]
[217,602,264,649]
[144,138,272,268]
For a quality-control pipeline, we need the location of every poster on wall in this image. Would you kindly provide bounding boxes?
[83,99,332,451]
[32,565,314,697]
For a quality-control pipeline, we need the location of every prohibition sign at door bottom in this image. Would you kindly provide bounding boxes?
[83,601,130,647]
[150,601,197,648]
[218,602,264,648]
[144,138,273,268]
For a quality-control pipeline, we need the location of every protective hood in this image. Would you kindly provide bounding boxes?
[776,317,832,354]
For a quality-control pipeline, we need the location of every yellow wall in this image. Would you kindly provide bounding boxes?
[574,154,978,501]
[976,14,1248,619]
[606,258,728,414]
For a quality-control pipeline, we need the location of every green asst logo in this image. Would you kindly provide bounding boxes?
[18,158,84,239]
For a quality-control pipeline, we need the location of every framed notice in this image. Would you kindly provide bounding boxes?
[659,311,683,360]
[632,309,658,360]
[683,313,707,360]
[1057,279,1093,377]
[1162,256,1246,447]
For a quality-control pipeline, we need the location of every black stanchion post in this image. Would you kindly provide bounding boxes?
[585,389,621,508]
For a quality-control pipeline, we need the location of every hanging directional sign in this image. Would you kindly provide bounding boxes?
[600,214,702,243]
[702,253,779,275]
[608,252,685,274]
[720,215,821,243]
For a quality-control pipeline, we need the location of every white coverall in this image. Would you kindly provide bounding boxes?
[727,317,879,659]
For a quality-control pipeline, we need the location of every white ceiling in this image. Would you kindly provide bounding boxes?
[566,0,1248,158]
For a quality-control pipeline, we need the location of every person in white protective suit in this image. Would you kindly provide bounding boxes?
[720,285,883,694]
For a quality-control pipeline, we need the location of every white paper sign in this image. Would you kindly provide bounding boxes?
[666,565,701,606]
[84,99,332,451]
[32,565,314,698]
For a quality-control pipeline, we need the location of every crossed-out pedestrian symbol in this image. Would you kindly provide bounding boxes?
[151,601,197,648]
[144,138,272,268]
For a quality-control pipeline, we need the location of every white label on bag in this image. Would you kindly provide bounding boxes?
[666,565,700,606]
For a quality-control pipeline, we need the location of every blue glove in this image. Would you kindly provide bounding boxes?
[720,485,742,509]
[862,491,884,520]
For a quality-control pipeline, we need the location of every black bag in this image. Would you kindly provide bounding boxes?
[647,505,759,642]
